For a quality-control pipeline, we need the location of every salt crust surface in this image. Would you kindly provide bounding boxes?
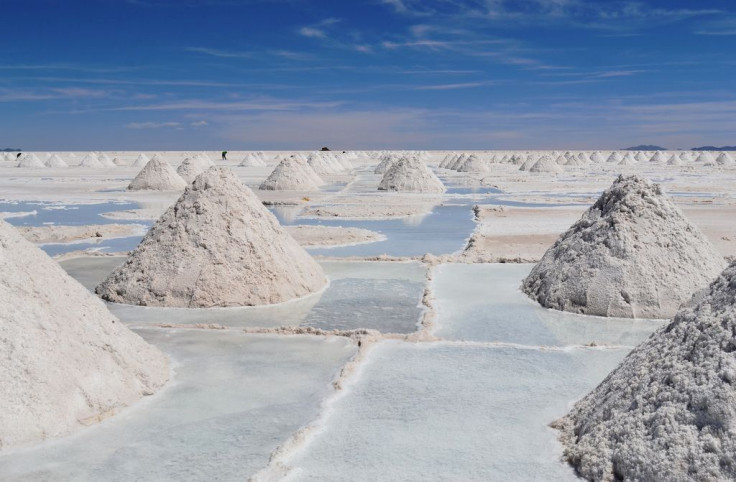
[98,167,326,307]
[0,220,168,449]
[522,175,724,318]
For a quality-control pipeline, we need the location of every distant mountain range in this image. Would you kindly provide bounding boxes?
[624,145,736,151]
[622,145,666,151]
[1,148,21,152]
[691,146,736,151]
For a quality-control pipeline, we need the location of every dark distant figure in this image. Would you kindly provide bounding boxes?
[320,146,330,151]
[16,153,21,159]
[221,151,228,160]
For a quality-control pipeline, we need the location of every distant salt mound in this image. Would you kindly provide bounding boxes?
[79,153,103,168]
[589,151,605,163]
[176,156,212,183]
[128,158,187,191]
[457,154,491,173]
[377,156,445,193]
[374,154,400,174]
[716,152,735,165]
[649,151,667,164]
[618,152,637,166]
[132,153,150,167]
[554,260,736,481]
[695,151,716,164]
[438,152,457,169]
[522,175,724,318]
[634,151,649,163]
[606,151,622,163]
[239,153,266,167]
[519,155,538,171]
[259,157,323,191]
[98,167,326,307]
[308,152,343,175]
[529,155,563,173]
[44,154,68,168]
[97,152,116,168]
[0,220,168,449]
[667,153,683,166]
[17,153,44,168]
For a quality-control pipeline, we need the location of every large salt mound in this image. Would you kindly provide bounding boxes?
[522,175,724,318]
[377,156,446,193]
[97,167,326,307]
[554,260,736,481]
[44,154,68,168]
[457,154,491,173]
[0,220,168,449]
[239,153,266,167]
[259,157,323,191]
[308,152,342,175]
[529,155,563,173]
[374,154,399,174]
[176,155,212,183]
[17,153,45,168]
[128,158,187,191]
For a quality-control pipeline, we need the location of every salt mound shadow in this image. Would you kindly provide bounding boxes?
[98,167,326,307]
[553,260,736,481]
[0,220,168,449]
[522,175,724,319]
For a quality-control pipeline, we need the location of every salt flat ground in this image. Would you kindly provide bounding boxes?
[0,151,734,480]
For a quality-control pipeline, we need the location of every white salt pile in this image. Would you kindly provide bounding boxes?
[307,152,343,175]
[589,151,605,163]
[529,155,563,173]
[17,153,45,168]
[457,154,492,173]
[377,156,446,193]
[128,157,187,191]
[176,155,213,183]
[132,153,150,168]
[239,153,267,167]
[374,154,400,174]
[78,153,103,168]
[44,154,68,168]
[522,175,724,318]
[650,151,667,164]
[97,167,326,307]
[97,152,116,168]
[715,152,735,166]
[606,152,622,163]
[695,151,716,164]
[0,220,168,449]
[259,157,324,191]
[553,260,736,481]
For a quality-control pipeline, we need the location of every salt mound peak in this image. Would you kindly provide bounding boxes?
[589,151,605,163]
[17,153,45,168]
[79,153,103,168]
[239,153,266,167]
[44,154,68,168]
[695,151,716,164]
[716,151,735,165]
[374,154,399,174]
[377,156,446,193]
[308,152,343,175]
[0,220,168,449]
[97,167,326,307]
[650,151,667,164]
[132,153,150,168]
[259,157,324,191]
[128,157,187,191]
[522,175,724,318]
[457,154,492,173]
[554,260,736,481]
[529,155,563,173]
[176,156,212,183]
[97,152,116,168]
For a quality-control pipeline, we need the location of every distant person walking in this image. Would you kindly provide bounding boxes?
[221,151,228,160]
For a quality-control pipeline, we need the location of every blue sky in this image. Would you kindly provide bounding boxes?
[2,0,736,150]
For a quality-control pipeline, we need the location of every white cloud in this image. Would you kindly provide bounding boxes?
[125,121,182,129]
[299,27,326,38]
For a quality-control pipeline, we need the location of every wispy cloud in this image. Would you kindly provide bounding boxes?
[125,121,182,129]
[299,27,326,38]
[108,98,345,112]
[185,47,252,58]
[415,81,492,90]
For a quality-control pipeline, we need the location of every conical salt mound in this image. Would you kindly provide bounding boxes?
[374,155,399,174]
[522,175,724,318]
[97,152,116,168]
[695,151,716,164]
[128,158,187,191]
[589,151,605,163]
[457,154,491,173]
[606,151,622,163]
[529,155,563,173]
[132,153,150,168]
[97,167,326,307]
[176,156,211,183]
[650,151,667,164]
[17,153,45,168]
[44,153,68,168]
[667,153,683,166]
[0,220,168,449]
[260,158,323,191]
[716,152,735,165]
[79,153,103,168]
[553,260,736,481]
[378,156,445,193]
[239,153,266,167]
[308,152,342,175]
[618,152,636,166]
